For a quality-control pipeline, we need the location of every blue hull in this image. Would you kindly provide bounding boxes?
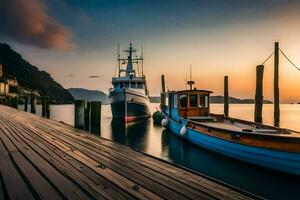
[167,117,300,175]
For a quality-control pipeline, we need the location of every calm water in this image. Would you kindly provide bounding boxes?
[19,104,300,199]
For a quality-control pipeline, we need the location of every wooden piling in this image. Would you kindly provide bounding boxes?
[161,74,166,93]
[46,97,50,119]
[42,96,46,117]
[274,42,280,127]
[161,74,166,107]
[7,97,11,107]
[254,65,264,123]
[90,101,101,134]
[12,96,18,109]
[24,96,28,111]
[84,102,91,132]
[75,100,85,129]
[3,97,7,106]
[224,76,229,117]
[30,96,36,114]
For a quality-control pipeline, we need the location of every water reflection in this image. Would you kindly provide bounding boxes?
[110,119,150,150]
[161,129,300,200]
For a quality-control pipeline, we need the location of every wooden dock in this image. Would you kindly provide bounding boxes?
[0,105,255,200]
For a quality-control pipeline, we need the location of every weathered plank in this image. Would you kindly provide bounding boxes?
[34,119,247,200]
[0,136,35,200]
[24,120,213,200]
[0,120,89,200]
[4,119,131,200]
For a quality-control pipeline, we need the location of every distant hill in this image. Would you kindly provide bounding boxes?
[210,95,272,104]
[0,43,73,103]
[150,95,272,104]
[68,88,109,104]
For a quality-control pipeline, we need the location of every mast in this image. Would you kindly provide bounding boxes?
[118,41,121,77]
[141,42,144,76]
[126,43,134,77]
[187,64,195,90]
[117,43,143,78]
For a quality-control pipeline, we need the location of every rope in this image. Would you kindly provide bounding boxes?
[279,48,300,71]
[261,52,274,65]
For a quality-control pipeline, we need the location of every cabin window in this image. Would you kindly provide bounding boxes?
[173,94,178,108]
[131,82,137,88]
[137,82,143,89]
[165,95,169,106]
[125,82,129,88]
[189,94,198,107]
[179,94,187,108]
[200,94,208,108]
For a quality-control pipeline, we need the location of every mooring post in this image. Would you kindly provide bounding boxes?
[3,97,7,106]
[24,96,28,111]
[42,96,46,117]
[7,97,11,107]
[46,97,50,119]
[12,96,18,109]
[161,74,166,107]
[10,97,14,108]
[30,95,36,114]
[274,42,280,127]
[224,76,229,117]
[254,65,264,123]
[90,101,101,135]
[161,74,166,93]
[75,100,85,129]
[84,102,91,132]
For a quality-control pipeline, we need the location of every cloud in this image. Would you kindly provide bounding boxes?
[0,0,74,50]
[88,75,101,78]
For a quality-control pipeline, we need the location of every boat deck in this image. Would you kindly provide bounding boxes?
[196,119,300,138]
[0,105,255,200]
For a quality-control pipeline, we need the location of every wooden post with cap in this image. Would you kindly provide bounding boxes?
[274,42,280,127]
[224,76,229,117]
[161,74,166,107]
[254,65,264,123]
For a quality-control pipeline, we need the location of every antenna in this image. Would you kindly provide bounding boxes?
[185,67,187,90]
[118,41,121,77]
[190,64,192,81]
[187,64,195,90]
[141,42,144,76]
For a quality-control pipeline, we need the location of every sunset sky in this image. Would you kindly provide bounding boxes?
[1,0,300,103]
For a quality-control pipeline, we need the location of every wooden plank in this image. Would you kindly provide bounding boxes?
[32,119,242,199]
[30,119,247,200]
[0,136,34,200]
[29,122,208,200]
[2,115,165,200]
[32,122,216,200]
[0,172,6,200]
[6,118,134,200]
[18,122,167,200]
[0,120,90,200]
[0,122,63,200]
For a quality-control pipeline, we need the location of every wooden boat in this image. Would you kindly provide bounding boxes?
[161,83,300,175]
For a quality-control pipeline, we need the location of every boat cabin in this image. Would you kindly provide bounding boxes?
[162,89,212,122]
[112,78,145,90]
